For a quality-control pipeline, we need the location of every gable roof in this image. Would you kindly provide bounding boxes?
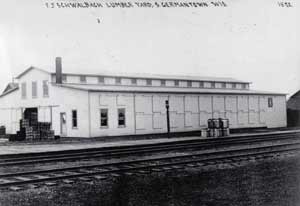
[2,82,19,94]
[15,66,50,79]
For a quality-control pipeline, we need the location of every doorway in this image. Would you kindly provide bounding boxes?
[24,108,38,126]
[60,112,67,137]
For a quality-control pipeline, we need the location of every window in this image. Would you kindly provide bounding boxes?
[221,82,226,88]
[118,108,126,127]
[146,79,152,86]
[232,83,237,89]
[116,77,121,84]
[62,75,67,83]
[80,75,86,83]
[161,80,166,86]
[98,76,105,84]
[199,82,204,88]
[72,110,78,128]
[187,81,192,87]
[21,82,27,99]
[174,80,179,87]
[268,97,273,108]
[100,109,108,127]
[32,81,37,98]
[43,80,49,97]
[131,78,137,85]
[211,82,215,88]
[242,84,246,89]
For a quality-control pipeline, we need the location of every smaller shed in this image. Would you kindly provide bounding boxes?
[287,90,300,127]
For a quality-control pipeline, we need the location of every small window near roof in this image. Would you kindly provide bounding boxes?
[161,80,166,86]
[199,82,204,88]
[174,80,179,87]
[211,82,215,88]
[98,76,105,84]
[131,78,137,85]
[187,81,192,87]
[221,82,226,88]
[80,76,86,83]
[116,77,121,84]
[146,79,152,86]
[242,84,246,89]
[232,83,237,89]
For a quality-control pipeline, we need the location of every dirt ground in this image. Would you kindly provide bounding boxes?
[1,152,300,206]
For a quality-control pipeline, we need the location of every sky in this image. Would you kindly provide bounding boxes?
[0,0,299,97]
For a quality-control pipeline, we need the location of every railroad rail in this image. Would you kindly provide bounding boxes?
[0,142,299,191]
[0,131,300,166]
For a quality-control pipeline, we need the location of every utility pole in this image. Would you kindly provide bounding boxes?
[165,100,170,138]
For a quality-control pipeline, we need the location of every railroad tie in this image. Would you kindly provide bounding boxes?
[33,175,50,179]
[9,186,22,191]
[78,177,91,181]
[28,184,39,189]
[93,175,107,180]
[44,182,57,186]
[62,179,74,184]
[14,176,32,181]
[111,173,121,177]
[0,178,14,184]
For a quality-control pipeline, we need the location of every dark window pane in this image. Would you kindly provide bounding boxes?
[100,109,108,127]
[118,108,126,126]
[72,110,77,128]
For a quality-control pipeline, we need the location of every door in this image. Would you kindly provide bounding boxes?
[60,112,67,137]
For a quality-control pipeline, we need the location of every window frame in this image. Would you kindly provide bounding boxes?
[268,97,273,108]
[100,108,109,128]
[174,80,179,87]
[98,76,105,84]
[131,78,137,85]
[80,75,86,83]
[72,110,78,129]
[43,80,49,97]
[146,79,152,86]
[118,108,126,128]
[21,82,27,99]
[115,77,122,84]
[32,81,37,98]
[221,82,226,88]
[211,82,216,88]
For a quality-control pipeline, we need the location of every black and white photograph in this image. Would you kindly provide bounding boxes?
[0,0,299,205]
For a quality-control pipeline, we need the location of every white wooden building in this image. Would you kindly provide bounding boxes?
[0,57,287,137]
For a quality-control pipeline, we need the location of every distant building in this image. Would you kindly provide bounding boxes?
[0,57,287,137]
[287,90,300,127]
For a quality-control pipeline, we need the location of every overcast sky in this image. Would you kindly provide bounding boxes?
[0,0,299,97]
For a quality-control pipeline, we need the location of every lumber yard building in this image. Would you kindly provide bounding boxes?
[287,90,300,127]
[0,57,287,138]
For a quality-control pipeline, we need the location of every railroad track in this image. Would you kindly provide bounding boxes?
[1,131,300,166]
[1,141,300,191]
